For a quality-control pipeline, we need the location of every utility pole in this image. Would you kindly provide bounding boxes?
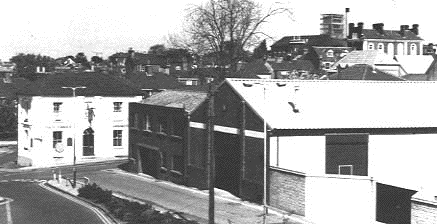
[207,80,215,224]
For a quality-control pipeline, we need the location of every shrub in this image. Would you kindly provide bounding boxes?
[78,183,199,224]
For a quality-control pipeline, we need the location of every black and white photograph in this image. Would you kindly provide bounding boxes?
[0,0,436,223]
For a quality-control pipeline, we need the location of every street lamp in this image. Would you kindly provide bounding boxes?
[62,86,86,188]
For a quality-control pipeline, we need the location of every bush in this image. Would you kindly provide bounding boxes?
[78,183,198,224]
[77,183,112,204]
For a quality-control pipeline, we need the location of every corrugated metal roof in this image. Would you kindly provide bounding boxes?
[395,55,435,75]
[140,90,208,114]
[226,78,437,130]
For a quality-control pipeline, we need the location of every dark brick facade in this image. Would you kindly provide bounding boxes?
[269,167,306,216]
[129,102,190,184]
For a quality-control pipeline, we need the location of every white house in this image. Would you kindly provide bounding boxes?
[223,78,437,224]
[17,72,143,167]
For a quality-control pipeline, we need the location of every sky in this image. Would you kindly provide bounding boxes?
[0,0,435,61]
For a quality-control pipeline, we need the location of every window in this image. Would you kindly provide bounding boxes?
[397,43,404,55]
[113,130,122,146]
[53,131,62,148]
[113,102,122,112]
[143,114,151,131]
[173,155,184,173]
[67,138,73,146]
[133,113,139,129]
[53,102,62,113]
[161,151,168,168]
[410,44,417,55]
[339,165,353,175]
[158,116,167,134]
[377,43,384,52]
[326,50,334,57]
[368,43,374,50]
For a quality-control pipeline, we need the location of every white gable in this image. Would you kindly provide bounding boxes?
[395,55,435,75]
[226,78,437,130]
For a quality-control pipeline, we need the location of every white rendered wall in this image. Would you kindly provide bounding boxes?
[17,95,142,167]
[305,175,376,224]
[369,134,437,192]
[269,136,325,174]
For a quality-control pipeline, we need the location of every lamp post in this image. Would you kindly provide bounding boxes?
[62,86,86,188]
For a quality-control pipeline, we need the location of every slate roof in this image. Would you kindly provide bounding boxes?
[236,59,272,78]
[17,72,143,97]
[361,29,423,40]
[127,72,183,90]
[134,53,167,66]
[271,34,347,48]
[332,64,405,81]
[395,55,435,75]
[333,50,400,67]
[225,78,437,130]
[270,60,315,72]
[139,89,208,114]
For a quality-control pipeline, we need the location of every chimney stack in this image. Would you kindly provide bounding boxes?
[410,24,419,35]
[373,23,384,34]
[400,25,409,36]
[357,22,364,37]
[348,23,355,38]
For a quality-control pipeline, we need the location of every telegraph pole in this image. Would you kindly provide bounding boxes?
[207,79,215,224]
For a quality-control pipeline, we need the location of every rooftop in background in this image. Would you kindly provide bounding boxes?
[127,72,183,90]
[17,72,143,97]
[395,55,436,75]
[139,89,208,114]
[333,50,401,67]
[225,78,437,130]
[332,64,405,81]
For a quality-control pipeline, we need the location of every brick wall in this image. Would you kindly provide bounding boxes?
[412,198,437,224]
[269,167,305,216]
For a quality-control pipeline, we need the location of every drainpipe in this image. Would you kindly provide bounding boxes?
[240,100,246,197]
[185,113,191,185]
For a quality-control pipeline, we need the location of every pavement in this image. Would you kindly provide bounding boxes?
[46,167,313,224]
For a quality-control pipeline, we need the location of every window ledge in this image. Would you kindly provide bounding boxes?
[157,132,168,137]
[143,129,153,133]
[170,170,183,176]
[160,167,168,172]
[170,135,183,140]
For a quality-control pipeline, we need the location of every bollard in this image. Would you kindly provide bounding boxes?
[52,168,56,181]
[0,197,13,224]
[58,169,62,184]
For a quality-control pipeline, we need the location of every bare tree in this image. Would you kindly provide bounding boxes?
[169,0,292,78]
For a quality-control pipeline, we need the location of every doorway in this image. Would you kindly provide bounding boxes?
[139,147,160,178]
[215,132,241,197]
[83,128,94,156]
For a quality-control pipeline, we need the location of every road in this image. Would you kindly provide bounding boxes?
[0,181,104,224]
[0,161,125,224]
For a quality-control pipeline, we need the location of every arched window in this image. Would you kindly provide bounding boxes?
[368,43,375,50]
[326,50,334,57]
[83,128,94,156]
[410,44,417,55]
[387,43,394,56]
[377,43,384,52]
[397,43,404,55]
